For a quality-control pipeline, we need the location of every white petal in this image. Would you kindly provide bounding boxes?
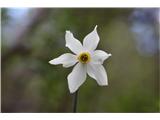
[87,63,108,86]
[67,63,87,93]
[87,64,96,80]
[83,25,100,51]
[65,31,83,54]
[92,50,111,64]
[49,53,78,68]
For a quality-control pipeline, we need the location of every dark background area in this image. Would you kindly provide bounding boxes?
[1,8,160,112]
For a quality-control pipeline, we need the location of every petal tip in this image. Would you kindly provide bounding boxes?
[108,54,112,57]
[94,25,98,30]
[68,84,76,94]
[69,90,75,94]
[48,60,54,64]
[66,30,70,33]
[66,31,71,35]
[100,82,108,86]
[49,59,57,65]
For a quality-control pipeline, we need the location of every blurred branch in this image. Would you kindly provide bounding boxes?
[2,9,51,64]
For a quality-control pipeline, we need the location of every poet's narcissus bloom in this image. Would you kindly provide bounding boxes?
[49,25,111,93]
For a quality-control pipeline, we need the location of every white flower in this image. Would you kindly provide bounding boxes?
[49,25,111,93]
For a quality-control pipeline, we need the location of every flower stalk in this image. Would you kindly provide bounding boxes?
[73,90,78,113]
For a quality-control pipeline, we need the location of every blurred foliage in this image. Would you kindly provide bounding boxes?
[1,8,159,112]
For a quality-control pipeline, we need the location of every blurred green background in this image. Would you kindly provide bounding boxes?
[1,8,160,112]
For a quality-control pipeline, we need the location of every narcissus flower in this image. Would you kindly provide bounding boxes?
[49,25,111,93]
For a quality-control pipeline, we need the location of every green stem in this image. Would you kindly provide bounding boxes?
[73,90,78,113]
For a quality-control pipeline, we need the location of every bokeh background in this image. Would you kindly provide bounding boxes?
[1,8,160,112]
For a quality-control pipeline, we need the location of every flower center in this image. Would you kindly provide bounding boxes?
[78,52,91,64]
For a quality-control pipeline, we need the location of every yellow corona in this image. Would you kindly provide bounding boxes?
[78,52,91,64]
